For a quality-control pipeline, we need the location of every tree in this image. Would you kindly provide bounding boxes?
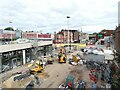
[4,27,14,31]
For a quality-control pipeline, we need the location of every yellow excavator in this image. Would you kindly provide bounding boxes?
[72,55,80,63]
[30,60,44,74]
[69,55,81,65]
[58,47,67,63]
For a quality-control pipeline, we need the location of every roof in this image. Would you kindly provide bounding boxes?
[100,30,115,33]
[61,29,78,32]
[0,41,52,53]
[57,31,63,35]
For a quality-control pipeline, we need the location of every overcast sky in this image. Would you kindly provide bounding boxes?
[0,0,119,34]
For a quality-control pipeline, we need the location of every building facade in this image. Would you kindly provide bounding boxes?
[22,32,52,41]
[53,32,64,44]
[96,30,115,41]
[80,33,89,43]
[0,29,16,39]
[53,29,79,44]
[61,29,79,43]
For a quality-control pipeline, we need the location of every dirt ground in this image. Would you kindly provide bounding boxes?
[38,62,93,88]
[38,61,74,88]
[1,50,94,88]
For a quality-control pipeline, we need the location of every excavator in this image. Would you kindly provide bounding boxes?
[47,55,54,64]
[72,55,80,63]
[69,54,81,65]
[58,46,67,63]
[30,60,44,74]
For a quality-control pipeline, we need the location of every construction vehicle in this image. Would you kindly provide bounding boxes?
[69,54,81,65]
[72,55,80,63]
[58,47,67,63]
[30,60,44,74]
[47,55,54,64]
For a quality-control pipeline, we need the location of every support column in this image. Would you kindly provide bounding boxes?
[44,46,46,56]
[30,48,33,61]
[0,53,2,73]
[50,45,53,54]
[23,50,26,64]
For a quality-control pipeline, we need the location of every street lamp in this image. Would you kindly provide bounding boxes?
[9,21,12,41]
[80,28,82,43]
[67,16,70,50]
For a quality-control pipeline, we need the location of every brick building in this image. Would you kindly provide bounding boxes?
[53,29,79,44]
[61,29,79,43]
[53,31,64,44]
[96,30,115,41]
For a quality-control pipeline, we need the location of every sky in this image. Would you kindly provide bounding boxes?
[0,0,119,34]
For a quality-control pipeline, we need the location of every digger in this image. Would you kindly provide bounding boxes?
[30,60,44,74]
[69,54,81,65]
[58,46,67,63]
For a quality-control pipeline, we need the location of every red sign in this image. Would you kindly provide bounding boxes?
[3,34,16,38]
[38,34,51,38]
[22,33,37,38]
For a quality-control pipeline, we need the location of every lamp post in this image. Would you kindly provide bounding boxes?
[67,16,70,50]
[80,28,82,43]
[9,21,12,41]
[109,35,110,48]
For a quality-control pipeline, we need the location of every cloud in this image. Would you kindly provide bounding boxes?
[0,0,119,34]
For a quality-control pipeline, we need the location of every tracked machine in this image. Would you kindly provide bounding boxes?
[30,60,44,74]
[58,47,67,63]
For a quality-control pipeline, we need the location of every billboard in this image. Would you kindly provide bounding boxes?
[38,34,51,38]
[22,33,37,39]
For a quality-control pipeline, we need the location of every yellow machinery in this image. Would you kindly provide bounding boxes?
[47,55,54,64]
[30,60,44,74]
[58,47,67,63]
[72,55,80,63]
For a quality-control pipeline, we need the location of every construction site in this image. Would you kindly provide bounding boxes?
[0,45,111,89]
